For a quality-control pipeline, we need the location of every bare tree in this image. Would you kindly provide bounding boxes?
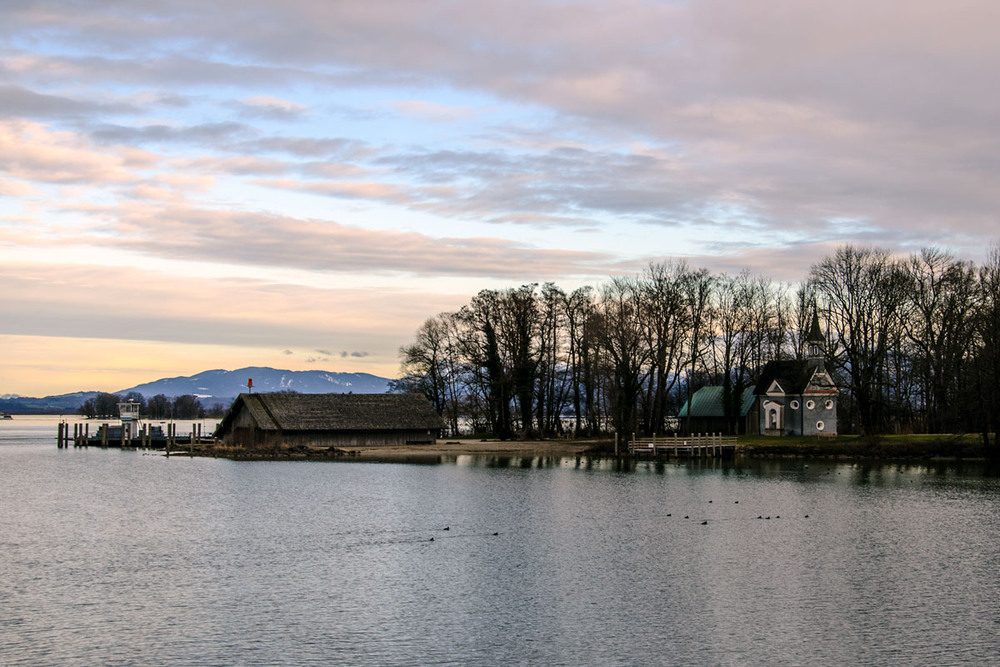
[972,245,1000,448]
[901,248,979,433]
[597,276,650,437]
[397,312,464,435]
[641,262,691,434]
[565,286,597,435]
[682,268,714,435]
[461,291,514,439]
[709,271,769,434]
[536,283,571,436]
[498,285,540,438]
[810,245,909,435]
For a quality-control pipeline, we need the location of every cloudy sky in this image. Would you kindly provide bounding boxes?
[2,0,998,396]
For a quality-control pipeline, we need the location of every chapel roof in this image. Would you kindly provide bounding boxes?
[753,359,819,396]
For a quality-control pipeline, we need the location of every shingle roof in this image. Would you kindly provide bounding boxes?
[753,359,815,396]
[218,392,446,433]
[678,386,755,418]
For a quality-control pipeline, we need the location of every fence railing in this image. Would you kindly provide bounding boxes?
[628,433,738,457]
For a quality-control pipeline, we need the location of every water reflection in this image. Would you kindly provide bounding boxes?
[440,452,1000,483]
[3,426,1000,666]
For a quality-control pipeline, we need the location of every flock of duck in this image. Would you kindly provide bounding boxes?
[427,503,812,541]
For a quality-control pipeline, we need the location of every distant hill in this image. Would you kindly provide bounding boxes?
[0,391,101,414]
[122,367,394,404]
[0,367,395,414]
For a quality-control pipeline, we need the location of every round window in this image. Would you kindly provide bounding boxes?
[806,400,815,410]
[816,421,825,431]
[790,400,800,410]
[825,399,834,410]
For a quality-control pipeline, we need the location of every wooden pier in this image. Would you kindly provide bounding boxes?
[628,433,738,458]
[56,421,212,450]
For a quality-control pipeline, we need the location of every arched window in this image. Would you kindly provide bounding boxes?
[769,409,779,429]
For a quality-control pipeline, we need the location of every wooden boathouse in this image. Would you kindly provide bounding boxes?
[213,392,446,448]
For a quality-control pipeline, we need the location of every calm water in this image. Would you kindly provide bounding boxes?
[2,417,1000,666]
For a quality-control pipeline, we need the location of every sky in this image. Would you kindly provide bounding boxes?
[2,0,998,397]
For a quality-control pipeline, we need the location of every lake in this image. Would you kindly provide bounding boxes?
[3,416,1000,665]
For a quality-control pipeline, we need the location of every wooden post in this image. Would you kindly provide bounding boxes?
[101,423,108,447]
[614,432,619,457]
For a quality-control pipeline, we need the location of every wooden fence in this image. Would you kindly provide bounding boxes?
[628,433,738,458]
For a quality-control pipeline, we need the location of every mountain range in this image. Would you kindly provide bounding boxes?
[0,367,396,413]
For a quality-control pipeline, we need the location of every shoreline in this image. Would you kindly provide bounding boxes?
[191,439,605,461]
[184,434,998,462]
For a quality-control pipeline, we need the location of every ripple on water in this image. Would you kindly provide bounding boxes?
[2,440,1000,665]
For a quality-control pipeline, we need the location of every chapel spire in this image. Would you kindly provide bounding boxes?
[806,308,825,366]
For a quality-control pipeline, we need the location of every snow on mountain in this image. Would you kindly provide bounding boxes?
[119,366,394,402]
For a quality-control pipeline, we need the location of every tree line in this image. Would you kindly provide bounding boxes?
[394,244,1000,445]
[77,392,226,420]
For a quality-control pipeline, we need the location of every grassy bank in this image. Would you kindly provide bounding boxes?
[737,433,996,459]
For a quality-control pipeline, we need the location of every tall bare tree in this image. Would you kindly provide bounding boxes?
[641,262,691,434]
[810,245,908,435]
[709,271,772,434]
[461,290,514,439]
[536,282,570,436]
[597,276,650,437]
[901,248,979,433]
[972,245,1000,448]
[397,312,464,435]
[682,267,714,434]
[565,286,597,435]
